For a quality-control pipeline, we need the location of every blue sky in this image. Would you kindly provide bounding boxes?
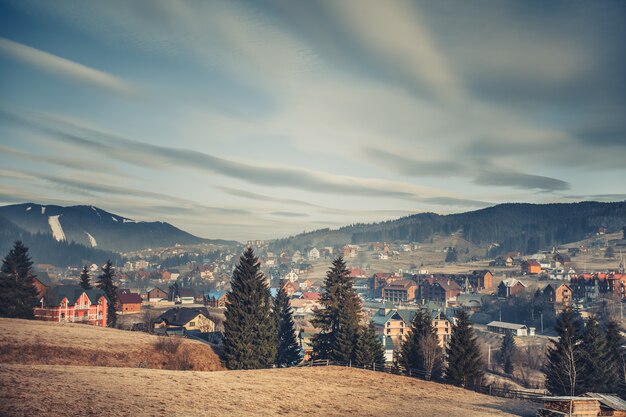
[0,0,625,241]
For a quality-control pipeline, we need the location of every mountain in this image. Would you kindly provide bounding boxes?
[0,203,229,253]
[269,201,626,255]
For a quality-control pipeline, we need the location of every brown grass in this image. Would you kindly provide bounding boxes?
[0,318,223,371]
[0,364,536,417]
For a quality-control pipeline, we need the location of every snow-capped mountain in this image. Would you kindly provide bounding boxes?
[0,203,218,252]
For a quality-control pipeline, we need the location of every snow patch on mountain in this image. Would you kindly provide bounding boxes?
[26,206,31,211]
[123,218,138,223]
[85,231,97,247]
[48,215,66,241]
[41,206,46,214]
[112,216,118,222]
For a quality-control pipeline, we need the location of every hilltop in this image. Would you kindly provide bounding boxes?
[270,201,626,255]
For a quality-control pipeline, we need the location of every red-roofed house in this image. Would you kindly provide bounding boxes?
[521,260,541,275]
[116,289,143,313]
[302,292,321,301]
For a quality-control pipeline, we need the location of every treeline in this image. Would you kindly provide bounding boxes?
[0,217,121,267]
[270,201,626,255]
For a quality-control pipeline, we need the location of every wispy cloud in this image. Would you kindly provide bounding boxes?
[0,37,140,97]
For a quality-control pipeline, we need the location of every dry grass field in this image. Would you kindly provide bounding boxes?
[0,318,223,371]
[0,364,536,417]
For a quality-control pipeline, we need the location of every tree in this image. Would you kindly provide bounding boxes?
[311,256,362,362]
[96,260,118,327]
[445,248,458,263]
[544,308,584,395]
[79,265,92,290]
[399,309,434,372]
[445,310,484,387]
[0,241,39,319]
[223,247,276,370]
[605,320,626,398]
[579,316,618,393]
[605,246,615,259]
[355,322,386,368]
[274,278,301,367]
[498,331,517,375]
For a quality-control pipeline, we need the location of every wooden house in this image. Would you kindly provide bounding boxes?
[34,285,108,326]
[116,289,143,313]
[147,287,168,302]
[154,307,215,334]
[497,278,526,298]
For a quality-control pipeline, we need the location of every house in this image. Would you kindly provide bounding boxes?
[116,289,143,313]
[34,285,108,326]
[419,279,461,305]
[147,287,168,302]
[154,307,215,335]
[453,293,483,312]
[342,244,359,258]
[308,248,320,260]
[471,270,494,290]
[205,290,228,308]
[381,280,417,304]
[285,270,299,283]
[372,308,451,351]
[486,321,535,337]
[497,278,526,298]
[543,283,572,306]
[32,272,52,299]
[373,252,388,260]
[521,260,541,275]
[349,267,367,278]
[283,281,300,297]
[553,253,571,267]
[538,393,626,417]
[302,292,321,301]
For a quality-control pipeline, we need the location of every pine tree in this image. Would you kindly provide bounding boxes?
[223,247,276,370]
[311,256,362,362]
[355,322,386,368]
[0,241,39,319]
[79,266,92,290]
[498,332,516,375]
[605,320,626,398]
[96,260,118,327]
[445,310,484,387]
[274,278,301,367]
[544,308,584,395]
[579,316,618,393]
[399,309,431,371]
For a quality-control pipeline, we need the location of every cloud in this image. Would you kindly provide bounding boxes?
[270,211,309,218]
[0,37,141,97]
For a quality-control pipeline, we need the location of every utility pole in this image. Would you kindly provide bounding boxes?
[488,344,491,370]
[541,312,544,334]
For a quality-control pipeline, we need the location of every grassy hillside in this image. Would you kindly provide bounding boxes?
[0,364,535,417]
[0,318,223,371]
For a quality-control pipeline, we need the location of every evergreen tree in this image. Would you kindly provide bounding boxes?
[311,256,362,362]
[544,308,584,395]
[445,310,484,387]
[79,266,92,290]
[579,316,618,393]
[96,260,118,327]
[399,309,431,371]
[0,241,39,319]
[223,247,276,370]
[498,331,516,375]
[605,320,626,398]
[355,322,386,368]
[274,278,301,367]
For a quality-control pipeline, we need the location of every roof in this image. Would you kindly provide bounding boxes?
[302,292,321,301]
[487,321,528,330]
[384,279,417,290]
[500,278,526,288]
[582,393,626,410]
[44,285,107,307]
[205,290,227,300]
[156,307,210,327]
[177,288,196,298]
[147,287,167,294]
[117,289,143,304]
[435,280,461,291]
[34,271,52,286]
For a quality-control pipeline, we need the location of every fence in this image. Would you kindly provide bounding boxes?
[297,359,545,403]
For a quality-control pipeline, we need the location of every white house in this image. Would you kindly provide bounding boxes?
[486,321,535,337]
[285,270,299,283]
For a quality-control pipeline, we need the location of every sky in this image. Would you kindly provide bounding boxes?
[0,0,625,241]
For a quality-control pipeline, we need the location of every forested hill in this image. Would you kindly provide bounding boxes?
[269,201,626,255]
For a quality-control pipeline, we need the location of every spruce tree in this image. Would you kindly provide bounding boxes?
[445,310,484,387]
[605,320,626,398]
[579,316,618,393]
[544,308,584,395]
[0,241,39,319]
[223,247,276,370]
[311,256,362,362]
[399,309,431,371]
[96,260,118,327]
[355,322,386,368]
[274,278,301,367]
[498,331,516,375]
[79,266,92,290]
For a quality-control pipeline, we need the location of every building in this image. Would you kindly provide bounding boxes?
[205,290,227,308]
[147,287,168,302]
[381,280,417,304]
[471,270,494,290]
[521,260,542,275]
[543,283,572,306]
[308,248,320,260]
[372,308,451,352]
[32,272,52,299]
[419,279,461,304]
[34,285,108,326]
[497,278,526,298]
[342,244,359,258]
[116,289,143,313]
[486,321,535,337]
[154,307,215,335]
[538,393,626,417]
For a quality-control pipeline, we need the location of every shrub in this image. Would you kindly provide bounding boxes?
[153,336,182,354]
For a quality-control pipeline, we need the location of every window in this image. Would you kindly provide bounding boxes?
[400,328,404,334]
[189,321,196,327]
[386,329,390,334]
